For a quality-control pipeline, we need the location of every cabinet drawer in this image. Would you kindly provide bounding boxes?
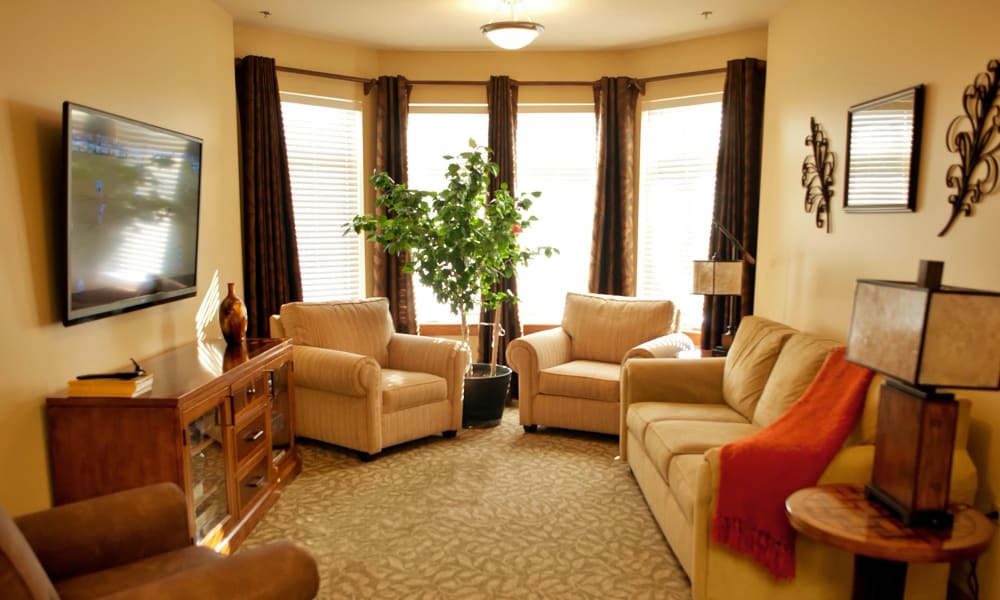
[237,455,270,516]
[235,410,268,464]
[231,372,269,417]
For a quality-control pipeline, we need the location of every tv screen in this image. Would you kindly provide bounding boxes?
[62,102,202,325]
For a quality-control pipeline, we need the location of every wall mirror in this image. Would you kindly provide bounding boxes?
[844,84,924,212]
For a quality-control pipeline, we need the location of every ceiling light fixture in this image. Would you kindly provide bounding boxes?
[481,0,544,50]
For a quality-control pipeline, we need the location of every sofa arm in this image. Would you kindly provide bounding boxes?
[292,345,380,397]
[387,333,470,380]
[101,541,320,600]
[15,483,191,582]
[621,357,726,406]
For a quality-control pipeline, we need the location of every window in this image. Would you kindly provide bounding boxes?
[515,108,598,325]
[637,95,722,332]
[406,106,489,324]
[281,93,364,302]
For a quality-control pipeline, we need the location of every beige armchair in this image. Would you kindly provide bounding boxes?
[271,298,469,458]
[1,482,318,599]
[506,292,688,435]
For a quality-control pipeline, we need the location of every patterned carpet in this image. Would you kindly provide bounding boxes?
[241,407,691,599]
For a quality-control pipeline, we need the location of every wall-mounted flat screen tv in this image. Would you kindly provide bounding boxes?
[62,102,202,325]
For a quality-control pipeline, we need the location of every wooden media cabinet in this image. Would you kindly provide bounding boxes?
[46,338,300,552]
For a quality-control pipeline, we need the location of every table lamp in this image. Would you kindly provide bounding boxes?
[845,259,1000,528]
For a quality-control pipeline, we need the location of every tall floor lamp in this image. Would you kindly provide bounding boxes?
[693,220,755,355]
[845,260,1000,527]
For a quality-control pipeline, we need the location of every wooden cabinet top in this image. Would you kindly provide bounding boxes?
[48,338,292,408]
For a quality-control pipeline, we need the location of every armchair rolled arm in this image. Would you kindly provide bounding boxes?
[100,541,320,600]
[15,483,191,582]
[292,345,380,397]
[625,333,695,360]
[387,334,470,380]
[505,327,572,375]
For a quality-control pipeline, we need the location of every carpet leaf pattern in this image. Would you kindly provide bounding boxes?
[242,408,691,599]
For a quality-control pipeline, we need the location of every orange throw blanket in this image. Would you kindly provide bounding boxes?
[711,346,873,579]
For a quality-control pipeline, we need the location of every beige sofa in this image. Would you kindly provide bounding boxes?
[506,292,689,435]
[621,316,978,600]
[271,298,469,457]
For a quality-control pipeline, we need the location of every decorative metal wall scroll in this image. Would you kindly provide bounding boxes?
[939,58,1000,236]
[802,117,835,232]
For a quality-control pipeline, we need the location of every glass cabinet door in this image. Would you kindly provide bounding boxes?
[187,402,230,542]
[269,362,293,467]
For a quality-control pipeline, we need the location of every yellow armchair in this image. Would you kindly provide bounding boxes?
[271,298,469,458]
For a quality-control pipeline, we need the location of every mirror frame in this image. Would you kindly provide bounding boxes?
[844,84,925,213]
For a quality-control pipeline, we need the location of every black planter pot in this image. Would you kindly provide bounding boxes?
[462,363,512,428]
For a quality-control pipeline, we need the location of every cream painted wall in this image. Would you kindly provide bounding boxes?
[760,0,1000,594]
[0,0,242,514]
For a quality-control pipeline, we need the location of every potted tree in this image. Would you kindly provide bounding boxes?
[350,140,554,426]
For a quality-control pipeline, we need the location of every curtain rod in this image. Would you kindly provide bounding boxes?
[274,65,727,91]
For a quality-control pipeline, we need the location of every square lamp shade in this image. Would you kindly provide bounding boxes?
[845,276,1000,389]
[845,260,1000,528]
[692,260,743,296]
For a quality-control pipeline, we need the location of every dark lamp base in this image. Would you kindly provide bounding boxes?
[865,483,954,529]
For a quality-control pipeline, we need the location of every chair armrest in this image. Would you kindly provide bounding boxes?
[387,334,470,380]
[505,327,571,374]
[100,542,320,600]
[15,483,191,582]
[292,345,380,397]
[625,333,695,359]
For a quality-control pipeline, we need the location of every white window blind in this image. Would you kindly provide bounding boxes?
[406,107,489,324]
[280,93,364,302]
[637,96,722,332]
[515,108,597,325]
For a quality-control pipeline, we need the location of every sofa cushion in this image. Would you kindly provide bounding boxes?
[626,402,749,444]
[280,299,394,366]
[668,454,704,523]
[722,316,797,420]
[644,420,760,481]
[381,369,447,413]
[752,334,842,427]
[538,360,620,402]
[0,506,58,600]
[561,293,675,364]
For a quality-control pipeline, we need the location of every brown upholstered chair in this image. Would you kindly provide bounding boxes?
[270,298,469,458]
[0,482,319,599]
[506,292,691,435]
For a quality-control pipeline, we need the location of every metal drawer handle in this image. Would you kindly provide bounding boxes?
[245,429,265,442]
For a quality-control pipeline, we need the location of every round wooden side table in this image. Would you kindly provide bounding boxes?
[786,483,994,600]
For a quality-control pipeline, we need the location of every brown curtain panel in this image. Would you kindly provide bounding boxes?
[702,58,767,351]
[234,55,302,338]
[591,77,644,295]
[479,75,520,369]
[373,75,417,333]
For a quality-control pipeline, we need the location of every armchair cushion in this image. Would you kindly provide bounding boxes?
[561,292,676,363]
[382,369,448,412]
[280,299,394,366]
[538,360,620,402]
